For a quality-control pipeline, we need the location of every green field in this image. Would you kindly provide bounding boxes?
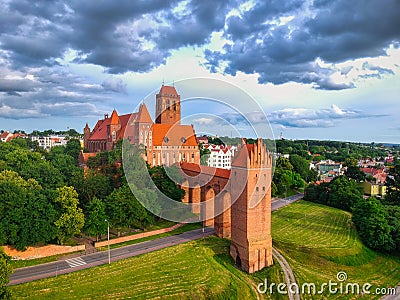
[10,200,400,299]
[272,200,400,299]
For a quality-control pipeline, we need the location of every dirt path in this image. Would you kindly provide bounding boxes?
[272,248,300,300]
[380,284,400,300]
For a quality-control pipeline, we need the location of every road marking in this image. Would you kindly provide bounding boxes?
[65,257,87,268]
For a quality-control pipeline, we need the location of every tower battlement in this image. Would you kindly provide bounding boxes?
[230,138,273,273]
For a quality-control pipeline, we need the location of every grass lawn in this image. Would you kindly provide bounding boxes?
[99,222,203,250]
[10,200,400,299]
[272,200,400,299]
[10,221,200,269]
[10,237,284,299]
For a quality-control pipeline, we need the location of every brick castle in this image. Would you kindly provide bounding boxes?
[83,84,273,273]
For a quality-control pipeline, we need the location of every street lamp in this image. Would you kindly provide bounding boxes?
[105,219,110,264]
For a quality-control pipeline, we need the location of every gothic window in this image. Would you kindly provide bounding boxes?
[112,131,116,141]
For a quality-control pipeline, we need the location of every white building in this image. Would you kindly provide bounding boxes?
[30,135,69,150]
[205,144,237,169]
[0,131,13,142]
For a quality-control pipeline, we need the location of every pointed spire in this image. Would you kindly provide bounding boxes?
[110,108,119,125]
[137,103,152,123]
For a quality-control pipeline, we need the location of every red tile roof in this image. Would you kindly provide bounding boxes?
[158,85,178,96]
[0,132,10,139]
[180,162,231,179]
[151,124,198,147]
[136,103,152,123]
[89,112,133,141]
[82,152,96,162]
[110,109,119,125]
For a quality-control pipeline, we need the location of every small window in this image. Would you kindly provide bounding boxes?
[181,137,186,143]
[164,136,169,143]
[256,187,259,192]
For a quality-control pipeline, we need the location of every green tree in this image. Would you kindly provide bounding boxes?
[327,176,363,211]
[276,157,293,171]
[306,168,318,182]
[385,164,400,206]
[199,144,210,165]
[70,169,113,208]
[0,170,57,250]
[105,185,153,231]
[84,197,108,242]
[5,148,64,189]
[149,165,185,202]
[65,139,82,164]
[0,247,12,300]
[304,182,329,204]
[345,166,366,182]
[289,154,310,181]
[352,197,394,252]
[54,186,85,244]
[385,205,400,253]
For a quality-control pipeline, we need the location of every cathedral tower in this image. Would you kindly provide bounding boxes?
[83,123,90,150]
[229,138,273,273]
[155,84,181,125]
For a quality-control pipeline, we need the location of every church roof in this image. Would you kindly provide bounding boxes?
[89,112,133,141]
[158,85,178,96]
[136,103,152,123]
[110,109,119,125]
[151,124,197,147]
[180,162,231,179]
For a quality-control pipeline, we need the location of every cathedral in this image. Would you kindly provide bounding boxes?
[83,85,200,166]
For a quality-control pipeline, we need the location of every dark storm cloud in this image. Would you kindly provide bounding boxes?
[0,78,38,93]
[155,0,231,50]
[101,77,127,94]
[0,66,111,119]
[206,0,400,89]
[1,0,233,74]
[0,0,399,121]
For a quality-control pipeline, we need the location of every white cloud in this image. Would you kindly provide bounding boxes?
[267,104,385,128]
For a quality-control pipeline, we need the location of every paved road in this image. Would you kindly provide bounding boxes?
[9,194,303,286]
[272,193,303,211]
[9,227,215,286]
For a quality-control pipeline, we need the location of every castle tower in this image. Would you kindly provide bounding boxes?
[155,85,180,125]
[106,109,121,150]
[83,123,90,150]
[229,138,273,273]
[134,103,153,145]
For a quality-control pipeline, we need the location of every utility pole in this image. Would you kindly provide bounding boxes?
[105,219,110,264]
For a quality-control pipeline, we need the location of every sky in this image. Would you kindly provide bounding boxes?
[0,0,399,143]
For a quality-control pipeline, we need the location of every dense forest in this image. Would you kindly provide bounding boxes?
[0,138,183,251]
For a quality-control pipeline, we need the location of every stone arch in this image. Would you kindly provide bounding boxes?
[230,243,242,270]
[202,186,215,227]
[214,191,231,238]
[181,180,189,204]
[189,183,201,214]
